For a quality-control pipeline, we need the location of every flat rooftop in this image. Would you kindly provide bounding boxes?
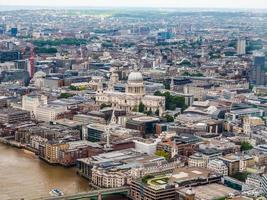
[144,167,218,190]
[230,108,262,115]
[170,167,215,184]
[132,116,160,122]
[55,119,83,127]
[180,183,238,200]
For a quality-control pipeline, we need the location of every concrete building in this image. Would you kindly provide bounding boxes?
[219,155,240,176]
[249,53,266,86]
[133,139,160,155]
[126,116,160,137]
[130,167,221,200]
[188,153,208,168]
[22,94,48,118]
[0,108,30,124]
[237,39,246,55]
[35,105,67,122]
[243,116,264,136]
[77,148,180,188]
[246,174,262,189]
[0,96,8,108]
[207,159,229,176]
[0,50,21,62]
[226,108,264,121]
[58,141,103,166]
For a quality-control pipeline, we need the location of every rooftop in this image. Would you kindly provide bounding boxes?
[179,183,238,200]
[131,116,160,122]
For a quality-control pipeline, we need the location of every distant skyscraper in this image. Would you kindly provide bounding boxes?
[237,39,246,55]
[250,52,266,86]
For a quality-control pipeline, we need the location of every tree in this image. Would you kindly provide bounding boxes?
[69,85,78,90]
[154,91,162,96]
[231,172,250,182]
[155,150,170,160]
[100,103,111,109]
[154,91,188,111]
[164,114,174,122]
[240,141,253,151]
[142,175,154,183]
[182,71,204,77]
[35,47,57,54]
[132,105,138,112]
[59,93,74,99]
[32,38,87,47]
[163,80,171,90]
[138,102,145,113]
[146,109,153,116]
[155,109,159,116]
[249,84,254,91]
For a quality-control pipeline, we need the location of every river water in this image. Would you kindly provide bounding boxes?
[0,143,90,200]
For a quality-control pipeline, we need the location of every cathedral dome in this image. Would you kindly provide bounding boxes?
[128,71,143,83]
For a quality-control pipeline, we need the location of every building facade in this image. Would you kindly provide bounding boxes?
[96,71,165,116]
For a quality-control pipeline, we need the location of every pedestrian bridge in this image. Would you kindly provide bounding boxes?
[44,186,130,200]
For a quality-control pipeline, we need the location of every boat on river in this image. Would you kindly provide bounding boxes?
[49,189,64,197]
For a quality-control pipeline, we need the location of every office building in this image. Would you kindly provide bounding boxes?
[0,50,21,62]
[22,94,48,118]
[250,53,266,86]
[0,108,30,124]
[237,39,246,55]
[130,167,221,200]
[207,159,228,176]
[35,105,67,122]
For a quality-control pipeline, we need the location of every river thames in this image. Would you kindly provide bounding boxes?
[0,143,90,200]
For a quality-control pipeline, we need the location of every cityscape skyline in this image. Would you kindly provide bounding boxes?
[1,0,267,9]
[1,2,267,200]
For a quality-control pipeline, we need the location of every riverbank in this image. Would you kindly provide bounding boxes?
[0,136,39,154]
[0,136,22,148]
[0,142,90,200]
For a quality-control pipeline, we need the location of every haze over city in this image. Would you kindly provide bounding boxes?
[1,0,267,9]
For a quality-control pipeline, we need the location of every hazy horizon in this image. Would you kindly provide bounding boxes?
[1,0,267,9]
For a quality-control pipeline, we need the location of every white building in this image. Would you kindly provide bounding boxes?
[35,105,67,122]
[134,139,160,155]
[32,71,46,88]
[246,174,262,189]
[237,39,246,55]
[96,71,165,116]
[22,94,48,118]
[207,159,228,176]
[188,153,207,168]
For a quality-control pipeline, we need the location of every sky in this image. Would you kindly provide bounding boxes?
[1,0,267,9]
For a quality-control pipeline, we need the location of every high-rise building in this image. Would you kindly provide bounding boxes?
[249,53,266,86]
[237,39,246,55]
